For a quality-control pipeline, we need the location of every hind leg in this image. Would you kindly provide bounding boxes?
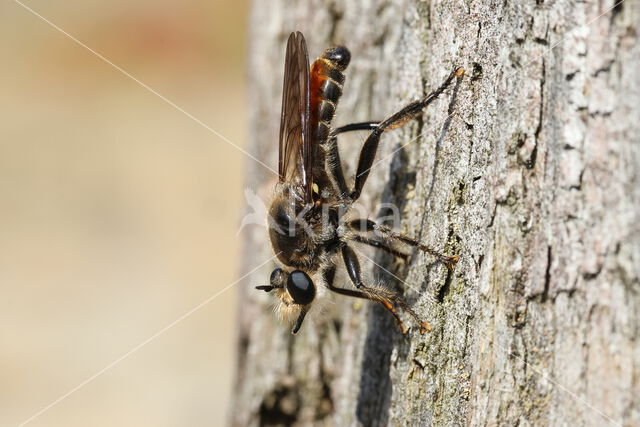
[350,68,464,201]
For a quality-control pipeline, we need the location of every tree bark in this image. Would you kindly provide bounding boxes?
[232,0,640,425]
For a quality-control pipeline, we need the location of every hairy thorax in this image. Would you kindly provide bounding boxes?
[268,183,340,269]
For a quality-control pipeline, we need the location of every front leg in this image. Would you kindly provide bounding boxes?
[340,245,431,334]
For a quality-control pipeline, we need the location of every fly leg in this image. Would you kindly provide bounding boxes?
[350,67,464,201]
[326,255,407,333]
[320,122,380,200]
[350,236,410,261]
[348,218,459,270]
[330,121,379,136]
[321,136,350,199]
[339,245,431,334]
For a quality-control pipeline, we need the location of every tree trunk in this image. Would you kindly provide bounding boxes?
[232,0,640,425]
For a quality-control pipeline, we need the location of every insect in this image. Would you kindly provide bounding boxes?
[256,31,464,334]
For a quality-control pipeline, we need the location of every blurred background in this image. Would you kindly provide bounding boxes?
[1,0,248,425]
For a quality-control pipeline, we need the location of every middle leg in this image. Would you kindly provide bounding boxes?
[351,236,410,261]
[348,218,459,270]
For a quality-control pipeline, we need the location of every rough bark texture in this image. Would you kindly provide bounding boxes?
[232,1,639,425]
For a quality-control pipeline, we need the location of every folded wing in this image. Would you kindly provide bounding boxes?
[279,31,313,204]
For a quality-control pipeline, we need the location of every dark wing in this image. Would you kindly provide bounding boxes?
[279,31,312,203]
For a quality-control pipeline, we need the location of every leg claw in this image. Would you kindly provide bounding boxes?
[419,322,432,334]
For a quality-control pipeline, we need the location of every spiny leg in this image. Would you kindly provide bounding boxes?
[340,245,431,334]
[350,67,465,201]
[351,235,410,261]
[348,218,459,270]
[324,261,407,333]
[375,223,459,270]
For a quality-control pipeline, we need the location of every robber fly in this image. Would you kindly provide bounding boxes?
[256,32,464,334]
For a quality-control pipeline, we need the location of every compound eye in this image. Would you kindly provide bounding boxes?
[286,270,315,305]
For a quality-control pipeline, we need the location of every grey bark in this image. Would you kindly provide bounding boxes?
[232,1,640,425]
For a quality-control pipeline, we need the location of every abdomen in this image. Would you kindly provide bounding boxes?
[310,46,351,145]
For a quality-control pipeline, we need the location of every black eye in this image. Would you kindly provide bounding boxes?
[286,270,315,305]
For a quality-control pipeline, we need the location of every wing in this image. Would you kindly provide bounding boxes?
[279,31,312,204]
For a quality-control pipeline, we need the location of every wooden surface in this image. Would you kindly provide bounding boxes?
[232,1,640,425]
